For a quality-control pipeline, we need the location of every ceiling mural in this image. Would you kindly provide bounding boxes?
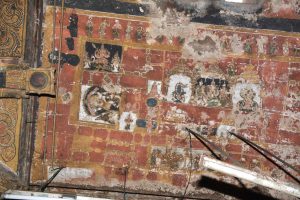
[27,1,300,199]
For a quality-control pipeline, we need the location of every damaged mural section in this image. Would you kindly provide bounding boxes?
[30,4,300,200]
[80,84,121,125]
[165,63,232,108]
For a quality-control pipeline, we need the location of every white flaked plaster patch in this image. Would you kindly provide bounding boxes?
[119,111,137,132]
[279,111,300,133]
[175,122,198,137]
[142,64,154,73]
[232,83,261,110]
[216,125,235,138]
[166,74,192,104]
[48,167,94,182]
[268,144,300,166]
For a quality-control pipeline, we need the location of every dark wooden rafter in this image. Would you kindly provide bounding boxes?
[17,0,44,186]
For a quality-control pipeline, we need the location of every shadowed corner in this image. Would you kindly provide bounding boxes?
[195,176,280,200]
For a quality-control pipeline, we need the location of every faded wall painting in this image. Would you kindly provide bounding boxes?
[79,85,121,125]
[232,83,260,114]
[84,42,122,72]
[31,3,300,200]
[150,147,206,171]
[216,125,236,138]
[194,77,231,107]
[192,64,232,108]
[167,74,192,104]
[150,147,185,170]
[119,111,137,132]
[147,80,162,97]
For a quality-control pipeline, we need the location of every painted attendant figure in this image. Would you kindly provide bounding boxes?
[110,52,121,72]
[136,25,144,41]
[112,19,122,39]
[67,10,78,37]
[99,19,110,38]
[172,82,186,103]
[238,87,258,114]
[125,22,133,40]
[86,17,93,37]
[124,113,133,130]
[94,44,110,70]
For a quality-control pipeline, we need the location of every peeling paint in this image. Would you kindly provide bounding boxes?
[48,167,94,182]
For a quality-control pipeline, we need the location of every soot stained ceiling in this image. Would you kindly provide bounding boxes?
[48,0,300,33]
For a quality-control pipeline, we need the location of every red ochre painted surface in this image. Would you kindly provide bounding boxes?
[31,6,300,198]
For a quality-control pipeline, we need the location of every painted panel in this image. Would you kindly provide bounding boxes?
[0,0,27,57]
[79,85,121,125]
[84,42,122,72]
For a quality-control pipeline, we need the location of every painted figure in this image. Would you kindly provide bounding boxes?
[67,11,78,37]
[112,20,122,39]
[124,113,133,130]
[221,37,232,52]
[219,84,230,106]
[148,81,161,97]
[82,86,121,124]
[227,65,237,77]
[86,17,93,37]
[151,149,163,167]
[207,80,219,100]
[99,19,110,38]
[84,42,123,72]
[194,78,231,107]
[269,42,277,56]
[282,41,289,56]
[135,25,144,41]
[65,37,74,50]
[125,22,133,40]
[167,74,191,104]
[244,40,252,54]
[93,44,110,70]
[238,87,258,113]
[119,112,137,132]
[110,52,121,72]
[172,82,187,103]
